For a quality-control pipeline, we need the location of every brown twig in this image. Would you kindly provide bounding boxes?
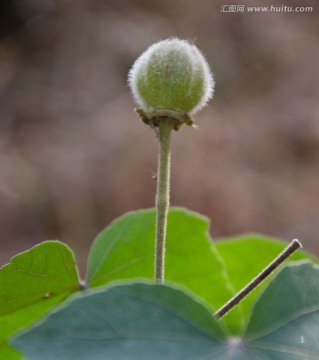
[214,239,302,319]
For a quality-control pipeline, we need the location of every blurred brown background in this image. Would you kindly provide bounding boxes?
[0,0,318,275]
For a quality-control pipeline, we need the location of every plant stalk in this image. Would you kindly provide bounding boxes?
[155,120,172,283]
[214,239,302,319]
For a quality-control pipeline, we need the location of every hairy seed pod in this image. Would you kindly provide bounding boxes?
[128,38,214,128]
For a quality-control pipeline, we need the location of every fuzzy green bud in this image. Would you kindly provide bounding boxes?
[128,38,214,129]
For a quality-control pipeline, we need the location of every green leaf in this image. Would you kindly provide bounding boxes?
[0,241,80,343]
[243,261,319,359]
[0,342,21,360]
[215,234,316,333]
[12,262,319,359]
[12,282,227,360]
[87,208,240,330]
[1,294,72,359]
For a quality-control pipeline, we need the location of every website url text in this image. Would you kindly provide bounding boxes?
[220,5,313,13]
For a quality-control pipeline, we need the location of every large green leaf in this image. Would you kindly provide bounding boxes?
[87,208,240,330]
[12,282,227,360]
[0,343,21,360]
[13,261,319,359]
[0,241,80,357]
[243,261,319,359]
[215,234,316,333]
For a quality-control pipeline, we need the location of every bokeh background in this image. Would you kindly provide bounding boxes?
[1,0,318,275]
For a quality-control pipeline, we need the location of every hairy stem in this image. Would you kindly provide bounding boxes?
[214,239,302,319]
[155,120,172,283]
